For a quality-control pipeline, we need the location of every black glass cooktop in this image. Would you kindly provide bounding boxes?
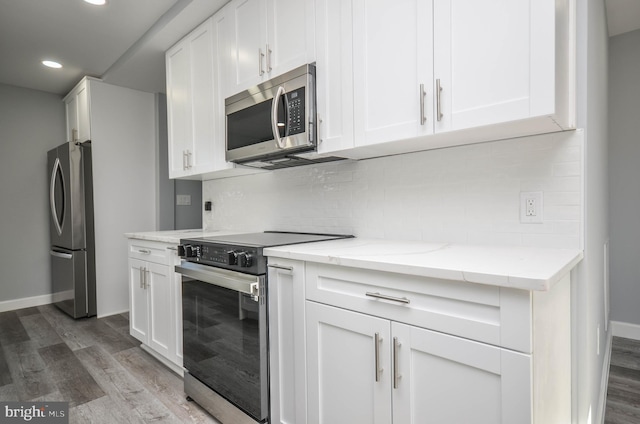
[193,231,352,248]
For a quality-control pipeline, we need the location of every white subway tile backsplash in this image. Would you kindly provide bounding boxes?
[203,130,584,250]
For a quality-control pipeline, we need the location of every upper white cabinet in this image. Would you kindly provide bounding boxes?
[166,14,233,179]
[64,78,91,143]
[226,0,315,96]
[316,0,574,158]
[433,0,559,133]
[352,0,434,147]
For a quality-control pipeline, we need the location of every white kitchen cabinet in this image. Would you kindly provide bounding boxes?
[167,17,220,178]
[166,9,262,180]
[64,78,91,143]
[127,239,183,375]
[306,301,532,424]
[265,253,571,424]
[316,0,574,158]
[227,0,314,96]
[267,259,308,424]
[352,0,434,147]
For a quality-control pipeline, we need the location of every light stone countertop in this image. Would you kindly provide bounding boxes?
[124,229,241,244]
[264,238,583,291]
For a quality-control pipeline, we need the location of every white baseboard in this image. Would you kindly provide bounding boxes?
[611,320,640,340]
[596,328,613,424]
[0,294,53,313]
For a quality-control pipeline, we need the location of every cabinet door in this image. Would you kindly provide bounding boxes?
[189,18,216,174]
[268,260,307,424]
[147,262,173,360]
[433,0,554,133]
[65,95,77,143]
[314,0,355,154]
[76,82,90,143]
[211,9,234,172]
[129,258,148,343]
[166,41,191,178]
[266,0,314,78]
[228,0,268,93]
[306,301,392,424]
[392,322,532,424]
[353,0,433,146]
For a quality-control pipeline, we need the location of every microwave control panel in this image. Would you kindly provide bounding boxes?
[286,88,305,136]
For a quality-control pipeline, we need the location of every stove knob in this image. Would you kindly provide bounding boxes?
[185,245,200,258]
[227,250,238,265]
[237,251,253,268]
[177,244,186,258]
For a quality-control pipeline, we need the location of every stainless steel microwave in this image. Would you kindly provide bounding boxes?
[225,64,317,167]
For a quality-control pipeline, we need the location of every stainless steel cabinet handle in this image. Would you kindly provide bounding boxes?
[166,246,178,251]
[72,128,78,143]
[139,267,144,289]
[144,268,149,289]
[259,48,265,76]
[267,264,293,272]
[266,44,272,72]
[393,337,401,389]
[366,292,410,304]
[420,83,426,125]
[436,78,443,122]
[182,150,187,170]
[374,332,382,382]
[187,150,192,169]
[138,249,151,255]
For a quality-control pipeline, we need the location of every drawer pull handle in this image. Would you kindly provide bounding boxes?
[138,249,151,254]
[267,264,293,272]
[365,292,410,304]
[166,246,178,251]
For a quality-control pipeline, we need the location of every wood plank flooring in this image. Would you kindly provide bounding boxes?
[605,336,640,424]
[0,304,220,424]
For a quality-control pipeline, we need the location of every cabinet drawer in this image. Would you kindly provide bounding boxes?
[128,240,174,265]
[305,263,532,352]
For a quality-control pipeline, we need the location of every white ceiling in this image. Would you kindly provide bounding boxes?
[0,0,637,96]
[0,0,227,95]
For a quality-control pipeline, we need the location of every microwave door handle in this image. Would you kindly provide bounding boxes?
[271,86,286,149]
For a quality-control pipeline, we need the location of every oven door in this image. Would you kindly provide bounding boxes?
[177,261,268,423]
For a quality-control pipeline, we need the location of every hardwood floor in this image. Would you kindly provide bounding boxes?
[605,336,640,424]
[0,304,220,424]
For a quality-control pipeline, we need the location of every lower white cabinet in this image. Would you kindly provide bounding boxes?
[306,301,531,424]
[128,239,183,374]
[267,258,571,424]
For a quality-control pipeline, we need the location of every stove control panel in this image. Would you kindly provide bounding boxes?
[177,242,262,274]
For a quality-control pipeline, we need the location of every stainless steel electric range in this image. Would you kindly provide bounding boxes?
[175,231,352,424]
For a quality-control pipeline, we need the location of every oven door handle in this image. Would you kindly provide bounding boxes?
[175,262,260,298]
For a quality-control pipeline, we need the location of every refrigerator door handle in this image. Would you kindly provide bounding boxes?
[49,157,65,236]
[50,249,73,260]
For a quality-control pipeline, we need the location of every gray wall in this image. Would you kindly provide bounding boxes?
[175,180,202,229]
[155,93,175,231]
[0,84,65,303]
[609,29,640,327]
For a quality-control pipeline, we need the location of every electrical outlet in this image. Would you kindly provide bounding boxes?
[520,192,543,223]
[176,194,191,206]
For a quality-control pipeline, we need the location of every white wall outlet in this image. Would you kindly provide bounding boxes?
[176,194,191,206]
[520,191,543,223]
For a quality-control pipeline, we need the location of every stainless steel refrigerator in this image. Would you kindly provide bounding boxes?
[48,141,96,318]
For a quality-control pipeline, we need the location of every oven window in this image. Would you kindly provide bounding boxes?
[227,96,286,150]
[182,278,265,421]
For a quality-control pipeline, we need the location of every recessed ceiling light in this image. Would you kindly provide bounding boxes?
[84,0,106,5]
[42,60,62,69]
